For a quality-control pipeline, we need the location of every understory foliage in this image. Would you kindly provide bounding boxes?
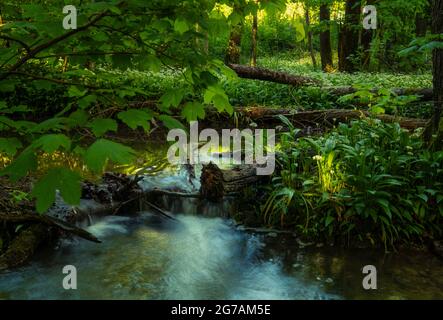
[263,118,443,248]
[0,0,262,213]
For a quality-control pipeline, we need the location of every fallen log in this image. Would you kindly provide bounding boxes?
[228,63,433,101]
[228,63,320,86]
[0,224,49,271]
[230,107,429,131]
[328,87,434,101]
[0,213,101,243]
[142,200,177,221]
[149,188,200,198]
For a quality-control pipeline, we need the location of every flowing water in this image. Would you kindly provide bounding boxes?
[0,145,442,300]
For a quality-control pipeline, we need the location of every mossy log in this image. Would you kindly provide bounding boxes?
[230,107,429,131]
[228,63,433,101]
[200,162,267,202]
[0,224,49,270]
[228,63,320,86]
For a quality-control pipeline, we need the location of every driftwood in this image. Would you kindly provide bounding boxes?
[228,63,433,101]
[231,107,429,131]
[200,162,267,202]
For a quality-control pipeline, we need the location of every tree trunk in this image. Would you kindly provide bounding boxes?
[432,0,443,132]
[225,6,244,64]
[338,0,361,72]
[361,0,375,69]
[319,2,333,72]
[416,1,432,36]
[305,6,317,69]
[250,11,258,67]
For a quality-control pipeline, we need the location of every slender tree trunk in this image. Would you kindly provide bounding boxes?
[225,6,244,64]
[338,0,361,72]
[0,13,10,48]
[319,2,333,71]
[250,11,258,66]
[416,1,432,36]
[305,6,317,69]
[432,0,443,133]
[204,31,209,54]
[361,0,375,69]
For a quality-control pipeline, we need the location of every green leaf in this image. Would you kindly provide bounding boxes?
[33,134,71,153]
[117,109,153,131]
[31,168,81,214]
[0,150,37,182]
[138,55,162,73]
[174,18,190,34]
[0,138,22,156]
[419,41,443,52]
[369,106,385,115]
[158,115,186,131]
[78,95,97,109]
[68,86,87,98]
[84,139,136,173]
[294,20,306,42]
[398,46,419,57]
[30,118,67,133]
[160,89,185,110]
[182,101,206,122]
[325,215,335,227]
[212,94,233,114]
[88,119,118,137]
[203,85,233,114]
[68,110,89,127]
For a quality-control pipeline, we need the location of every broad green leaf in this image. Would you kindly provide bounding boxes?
[0,138,22,156]
[78,95,98,109]
[203,85,233,114]
[398,46,418,57]
[117,109,153,131]
[68,109,89,127]
[294,20,306,42]
[0,150,37,182]
[89,119,118,137]
[182,101,205,122]
[30,118,68,133]
[84,139,136,173]
[68,86,87,98]
[142,55,162,73]
[212,94,233,115]
[158,115,186,131]
[174,18,190,34]
[33,134,71,153]
[31,168,81,214]
[369,106,386,115]
[419,41,443,52]
[325,215,335,227]
[160,89,185,110]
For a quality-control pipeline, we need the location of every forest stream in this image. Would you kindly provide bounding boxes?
[0,145,442,300]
